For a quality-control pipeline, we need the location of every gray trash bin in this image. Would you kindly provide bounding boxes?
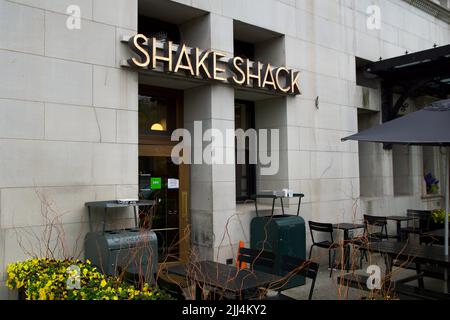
[84,228,158,283]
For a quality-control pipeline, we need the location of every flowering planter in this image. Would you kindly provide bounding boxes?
[7,258,173,300]
[429,220,446,231]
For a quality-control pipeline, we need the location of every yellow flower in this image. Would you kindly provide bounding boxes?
[38,288,47,300]
[100,279,107,288]
[86,259,91,265]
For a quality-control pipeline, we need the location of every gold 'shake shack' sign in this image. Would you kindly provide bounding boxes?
[125,34,301,96]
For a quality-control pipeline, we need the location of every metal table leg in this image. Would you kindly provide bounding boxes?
[396,221,402,242]
[344,229,350,271]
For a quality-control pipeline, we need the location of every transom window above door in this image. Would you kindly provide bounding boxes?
[138,85,182,145]
[139,94,176,136]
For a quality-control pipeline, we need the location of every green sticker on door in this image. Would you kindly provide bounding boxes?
[150,177,162,189]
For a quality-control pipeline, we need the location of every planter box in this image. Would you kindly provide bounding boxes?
[429,221,449,231]
[18,288,26,300]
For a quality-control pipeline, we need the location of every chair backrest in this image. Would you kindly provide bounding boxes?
[281,255,319,300]
[308,221,334,244]
[238,247,276,272]
[406,209,431,233]
[363,215,388,240]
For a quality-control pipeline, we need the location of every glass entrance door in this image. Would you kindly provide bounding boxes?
[139,155,180,262]
[138,86,188,263]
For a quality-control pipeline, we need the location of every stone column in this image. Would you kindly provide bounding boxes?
[181,14,236,262]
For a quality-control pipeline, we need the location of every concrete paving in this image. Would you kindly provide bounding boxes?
[280,254,447,300]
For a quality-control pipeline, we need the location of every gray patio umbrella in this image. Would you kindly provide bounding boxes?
[342,98,450,259]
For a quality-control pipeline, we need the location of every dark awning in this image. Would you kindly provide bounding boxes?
[365,44,450,99]
[342,99,450,146]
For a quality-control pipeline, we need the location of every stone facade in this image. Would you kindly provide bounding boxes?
[0,0,139,298]
[0,0,449,299]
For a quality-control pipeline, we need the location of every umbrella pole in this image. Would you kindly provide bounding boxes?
[445,146,449,293]
[446,146,449,256]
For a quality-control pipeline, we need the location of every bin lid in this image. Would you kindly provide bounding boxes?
[101,229,157,250]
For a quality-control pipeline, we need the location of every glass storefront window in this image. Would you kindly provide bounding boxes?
[235,100,256,202]
[138,94,176,137]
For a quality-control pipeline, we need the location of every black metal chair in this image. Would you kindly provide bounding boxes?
[263,256,319,300]
[363,215,391,241]
[357,215,397,268]
[237,247,276,273]
[308,221,341,277]
[401,209,431,241]
[208,247,276,300]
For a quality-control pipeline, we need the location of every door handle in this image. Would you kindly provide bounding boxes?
[181,192,188,221]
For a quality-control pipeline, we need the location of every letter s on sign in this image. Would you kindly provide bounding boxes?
[366,265,382,290]
[66,5,81,30]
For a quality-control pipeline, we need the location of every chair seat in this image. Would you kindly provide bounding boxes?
[337,273,370,291]
[314,240,341,249]
[392,259,416,270]
[349,237,365,246]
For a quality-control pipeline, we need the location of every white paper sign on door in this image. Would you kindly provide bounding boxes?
[168,178,179,189]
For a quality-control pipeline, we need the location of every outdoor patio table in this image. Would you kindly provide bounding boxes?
[332,223,365,271]
[365,241,450,292]
[252,193,304,217]
[387,215,415,242]
[85,200,155,232]
[166,260,282,300]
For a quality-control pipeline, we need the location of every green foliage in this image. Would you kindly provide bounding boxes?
[431,209,449,224]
